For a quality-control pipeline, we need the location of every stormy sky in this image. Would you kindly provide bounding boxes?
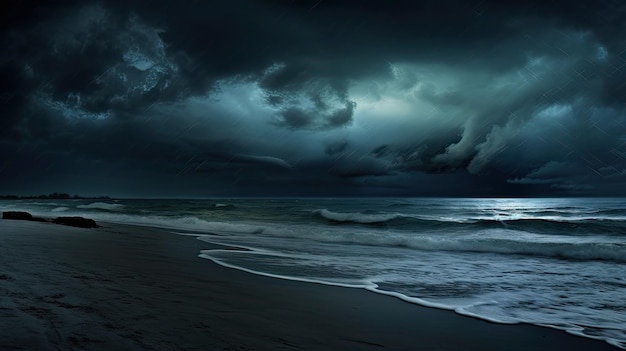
[1,0,626,197]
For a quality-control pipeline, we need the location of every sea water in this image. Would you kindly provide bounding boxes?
[1,197,625,349]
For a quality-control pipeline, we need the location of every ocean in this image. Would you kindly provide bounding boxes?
[1,197,625,349]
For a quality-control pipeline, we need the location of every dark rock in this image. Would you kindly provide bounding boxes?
[53,216,98,228]
[2,211,98,228]
[2,211,33,220]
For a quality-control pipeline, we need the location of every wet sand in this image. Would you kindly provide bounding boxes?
[0,219,618,350]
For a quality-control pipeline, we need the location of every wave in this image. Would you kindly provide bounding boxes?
[382,235,626,262]
[313,209,406,224]
[386,202,414,208]
[51,207,69,212]
[160,218,626,263]
[313,209,626,234]
[278,229,626,262]
[519,208,626,217]
[196,240,626,350]
[214,203,235,208]
[481,217,626,234]
[40,208,624,263]
[60,212,268,236]
[593,208,626,216]
[76,202,125,211]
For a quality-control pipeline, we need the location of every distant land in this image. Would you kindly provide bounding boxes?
[0,193,111,200]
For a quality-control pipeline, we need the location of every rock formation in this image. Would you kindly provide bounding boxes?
[2,211,98,228]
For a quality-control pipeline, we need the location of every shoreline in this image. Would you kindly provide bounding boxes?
[0,219,620,350]
[193,233,625,349]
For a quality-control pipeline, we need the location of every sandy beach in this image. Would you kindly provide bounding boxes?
[0,219,619,350]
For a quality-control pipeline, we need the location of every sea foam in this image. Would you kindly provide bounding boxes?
[77,202,125,211]
[313,208,405,224]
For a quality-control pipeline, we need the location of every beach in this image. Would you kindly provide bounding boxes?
[0,219,619,350]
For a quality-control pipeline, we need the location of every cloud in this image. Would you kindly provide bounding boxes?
[330,157,391,178]
[325,140,349,156]
[231,154,293,169]
[1,0,626,196]
[508,161,579,184]
[260,63,357,130]
[2,2,187,141]
[507,161,595,192]
[355,26,626,186]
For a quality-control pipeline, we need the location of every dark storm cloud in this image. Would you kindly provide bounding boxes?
[1,0,626,196]
[260,62,357,129]
[227,154,293,169]
[508,161,587,186]
[330,157,392,178]
[325,140,348,156]
[356,28,626,195]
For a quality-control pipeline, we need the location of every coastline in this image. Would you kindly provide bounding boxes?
[0,219,619,350]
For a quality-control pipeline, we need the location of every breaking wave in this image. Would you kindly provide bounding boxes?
[85,213,623,263]
[313,209,405,224]
[76,202,125,211]
[312,208,626,234]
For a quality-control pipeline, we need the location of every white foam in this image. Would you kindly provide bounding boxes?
[195,238,377,289]
[38,209,626,262]
[77,202,125,211]
[191,237,544,324]
[51,207,69,212]
[189,233,626,350]
[78,212,268,235]
[198,243,551,327]
[314,209,404,223]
